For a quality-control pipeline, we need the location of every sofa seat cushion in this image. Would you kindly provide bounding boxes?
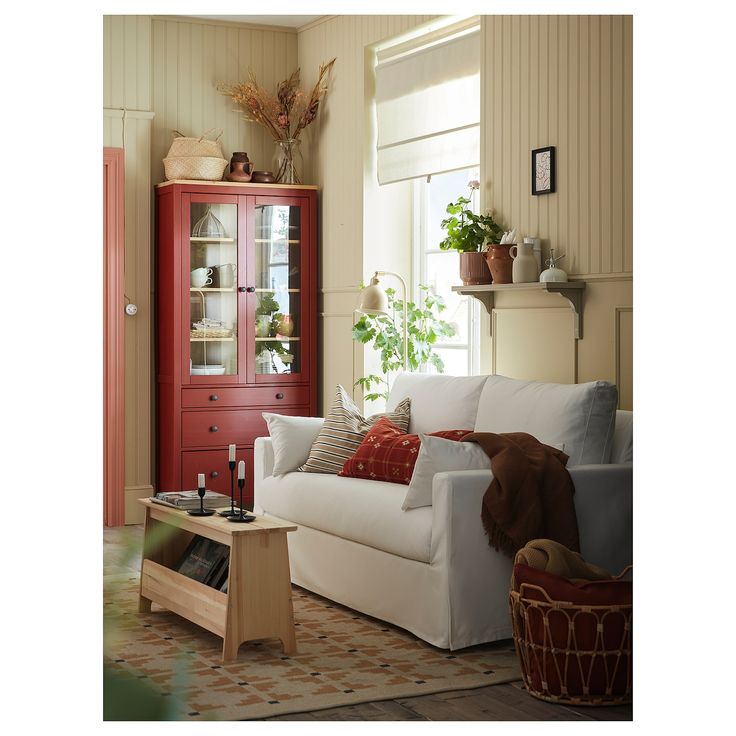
[386,373,489,434]
[474,375,618,466]
[258,472,433,563]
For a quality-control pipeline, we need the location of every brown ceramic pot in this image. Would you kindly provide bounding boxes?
[226,152,254,182]
[485,244,514,284]
[459,252,492,285]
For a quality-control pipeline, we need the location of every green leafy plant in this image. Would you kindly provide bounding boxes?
[352,285,456,402]
[439,181,505,253]
[256,291,280,316]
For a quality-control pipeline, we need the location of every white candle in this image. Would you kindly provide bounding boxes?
[238,460,245,480]
[228,444,236,462]
[197,473,205,488]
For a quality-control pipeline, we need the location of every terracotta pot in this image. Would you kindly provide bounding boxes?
[485,244,514,284]
[226,152,254,182]
[458,252,492,285]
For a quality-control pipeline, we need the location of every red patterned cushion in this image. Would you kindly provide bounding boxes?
[339,417,471,485]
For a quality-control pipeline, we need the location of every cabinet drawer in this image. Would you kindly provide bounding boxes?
[181,448,255,509]
[181,406,307,448]
[182,385,310,409]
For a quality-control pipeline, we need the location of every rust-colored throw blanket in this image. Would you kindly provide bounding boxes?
[462,432,580,558]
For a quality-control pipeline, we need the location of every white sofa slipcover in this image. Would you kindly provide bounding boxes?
[254,374,633,650]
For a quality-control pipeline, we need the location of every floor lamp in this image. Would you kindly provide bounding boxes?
[356,271,408,370]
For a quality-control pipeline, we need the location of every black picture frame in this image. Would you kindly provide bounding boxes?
[531,146,556,195]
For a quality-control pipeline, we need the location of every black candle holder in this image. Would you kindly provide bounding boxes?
[219,460,238,517]
[187,481,215,516]
[227,475,255,523]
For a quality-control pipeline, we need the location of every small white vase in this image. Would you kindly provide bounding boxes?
[540,266,568,282]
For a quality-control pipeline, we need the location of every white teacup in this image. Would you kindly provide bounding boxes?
[191,267,213,288]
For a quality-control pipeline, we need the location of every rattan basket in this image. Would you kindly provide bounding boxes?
[168,128,224,158]
[509,571,632,706]
[163,156,228,181]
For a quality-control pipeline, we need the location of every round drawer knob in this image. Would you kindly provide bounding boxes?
[276,392,284,400]
[210,394,219,401]
[210,425,219,432]
[211,471,219,478]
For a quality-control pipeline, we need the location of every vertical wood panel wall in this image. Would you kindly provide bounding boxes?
[104,15,156,522]
[482,15,632,277]
[150,16,298,185]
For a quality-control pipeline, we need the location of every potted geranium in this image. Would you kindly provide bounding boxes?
[439,180,505,285]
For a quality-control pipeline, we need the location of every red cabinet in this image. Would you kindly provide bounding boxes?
[155,181,318,506]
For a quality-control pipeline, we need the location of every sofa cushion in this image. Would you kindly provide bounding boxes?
[611,410,633,464]
[301,385,411,474]
[262,413,325,475]
[403,433,491,510]
[339,417,471,485]
[386,373,489,434]
[257,472,433,563]
[474,375,618,466]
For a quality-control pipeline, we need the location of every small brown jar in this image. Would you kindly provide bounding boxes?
[226,152,254,182]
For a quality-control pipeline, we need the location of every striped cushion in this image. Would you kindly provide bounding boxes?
[300,385,411,474]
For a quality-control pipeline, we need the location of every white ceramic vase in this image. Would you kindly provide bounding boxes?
[510,242,539,283]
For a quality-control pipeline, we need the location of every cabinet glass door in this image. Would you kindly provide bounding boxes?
[253,202,303,377]
[188,199,239,379]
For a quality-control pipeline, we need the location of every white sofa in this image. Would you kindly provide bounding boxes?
[254,373,632,650]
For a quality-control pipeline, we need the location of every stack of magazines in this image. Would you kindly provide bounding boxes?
[151,490,233,511]
[176,536,230,591]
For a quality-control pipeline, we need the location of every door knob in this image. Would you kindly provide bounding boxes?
[238,286,247,292]
[245,286,256,293]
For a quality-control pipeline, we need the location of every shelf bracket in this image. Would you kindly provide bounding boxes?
[546,285,584,339]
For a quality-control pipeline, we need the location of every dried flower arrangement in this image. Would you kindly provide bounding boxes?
[218,58,336,183]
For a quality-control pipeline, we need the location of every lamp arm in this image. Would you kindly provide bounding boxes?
[375,270,408,370]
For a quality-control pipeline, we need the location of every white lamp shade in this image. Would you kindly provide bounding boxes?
[357,277,389,315]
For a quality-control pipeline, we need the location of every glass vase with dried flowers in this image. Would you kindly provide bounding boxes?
[218,59,336,184]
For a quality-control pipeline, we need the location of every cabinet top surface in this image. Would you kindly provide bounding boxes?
[139,498,297,535]
[156,179,319,191]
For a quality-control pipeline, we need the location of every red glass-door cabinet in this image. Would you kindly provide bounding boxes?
[155,180,318,506]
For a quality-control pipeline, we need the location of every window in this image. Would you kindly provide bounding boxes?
[414,167,480,376]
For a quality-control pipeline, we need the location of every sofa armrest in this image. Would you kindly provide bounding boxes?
[254,436,275,484]
[430,470,513,648]
[568,463,633,575]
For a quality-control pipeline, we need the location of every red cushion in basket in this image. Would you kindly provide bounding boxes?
[339,417,471,485]
[512,563,632,701]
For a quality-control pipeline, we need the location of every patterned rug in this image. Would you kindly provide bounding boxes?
[104,574,521,721]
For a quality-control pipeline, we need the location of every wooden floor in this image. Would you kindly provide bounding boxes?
[105,525,632,722]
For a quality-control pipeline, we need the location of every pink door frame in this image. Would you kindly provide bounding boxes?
[104,148,125,526]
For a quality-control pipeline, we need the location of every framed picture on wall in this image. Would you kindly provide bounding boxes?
[531,146,556,195]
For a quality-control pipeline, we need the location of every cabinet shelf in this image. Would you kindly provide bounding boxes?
[190,337,236,342]
[255,288,300,293]
[255,336,300,342]
[190,287,236,293]
[190,237,235,243]
[255,239,300,244]
[452,281,586,339]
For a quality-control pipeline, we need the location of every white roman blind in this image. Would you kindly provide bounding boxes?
[375,20,480,185]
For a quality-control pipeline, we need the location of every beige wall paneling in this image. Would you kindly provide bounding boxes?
[103,110,156,524]
[492,308,576,384]
[297,15,437,413]
[150,17,298,186]
[615,306,633,411]
[104,15,155,523]
[480,15,632,397]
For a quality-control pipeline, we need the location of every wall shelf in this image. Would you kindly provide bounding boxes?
[452,281,586,338]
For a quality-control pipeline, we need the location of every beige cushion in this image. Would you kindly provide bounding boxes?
[301,385,411,474]
[474,375,618,466]
[386,372,488,434]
